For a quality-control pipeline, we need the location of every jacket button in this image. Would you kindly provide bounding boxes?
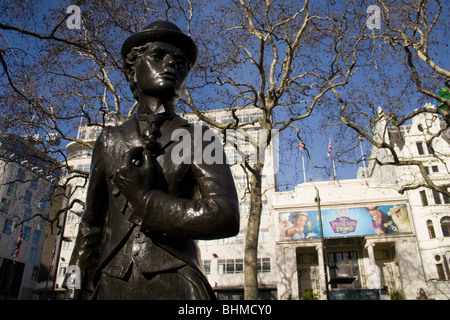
[132,251,139,256]
[135,232,141,238]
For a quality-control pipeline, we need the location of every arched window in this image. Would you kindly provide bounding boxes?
[427,220,436,239]
[441,217,450,237]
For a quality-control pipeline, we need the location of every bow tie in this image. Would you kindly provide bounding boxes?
[136,112,175,157]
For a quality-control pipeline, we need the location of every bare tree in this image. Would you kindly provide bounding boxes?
[181,0,368,299]
[1,0,447,300]
[329,0,449,197]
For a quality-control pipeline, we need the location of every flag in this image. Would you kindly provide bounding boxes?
[327,138,332,158]
[297,142,305,151]
[13,229,23,264]
[49,241,56,271]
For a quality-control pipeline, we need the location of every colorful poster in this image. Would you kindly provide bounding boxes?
[278,204,411,241]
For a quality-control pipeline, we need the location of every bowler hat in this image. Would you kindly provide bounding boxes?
[121,21,198,66]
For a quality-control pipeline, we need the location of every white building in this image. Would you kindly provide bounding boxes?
[0,133,59,299]
[273,179,420,300]
[361,105,450,299]
[273,105,449,300]
[53,125,103,294]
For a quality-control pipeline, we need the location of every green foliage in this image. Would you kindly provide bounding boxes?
[389,289,406,300]
[304,289,319,300]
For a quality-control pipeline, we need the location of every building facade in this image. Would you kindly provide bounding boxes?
[361,105,450,299]
[52,124,102,294]
[0,133,59,299]
[274,179,421,300]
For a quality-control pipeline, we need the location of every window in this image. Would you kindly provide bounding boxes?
[217,230,245,244]
[23,226,31,241]
[10,241,17,256]
[443,192,450,204]
[76,163,90,172]
[218,259,243,274]
[31,266,39,281]
[17,168,25,181]
[23,208,32,221]
[23,190,32,205]
[436,264,446,280]
[32,230,41,244]
[420,190,428,206]
[29,247,37,262]
[3,219,13,234]
[416,142,424,155]
[427,220,436,239]
[328,251,360,289]
[424,166,438,175]
[432,190,442,204]
[430,190,450,205]
[30,180,38,190]
[59,264,68,277]
[441,217,450,237]
[203,260,211,274]
[39,198,47,211]
[0,197,10,213]
[259,229,270,243]
[6,183,16,196]
[66,211,81,224]
[257,258,271,273]
[62,240,74,249]
[426,142,434,154]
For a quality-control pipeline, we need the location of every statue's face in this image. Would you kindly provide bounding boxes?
[135,41,189,101]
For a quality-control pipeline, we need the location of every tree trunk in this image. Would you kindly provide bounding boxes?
[244,167,263,300]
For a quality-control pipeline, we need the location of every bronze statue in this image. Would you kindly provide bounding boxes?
[65,21,240,299]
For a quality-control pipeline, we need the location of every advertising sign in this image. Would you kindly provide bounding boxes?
[278,204,411,241]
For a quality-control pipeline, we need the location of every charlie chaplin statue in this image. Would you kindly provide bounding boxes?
[65,21,240,299]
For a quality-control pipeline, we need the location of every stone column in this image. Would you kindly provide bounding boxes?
[365,242,381,289]
[276,245,299,300]
[366,242,376,266]
[316,245,327,300]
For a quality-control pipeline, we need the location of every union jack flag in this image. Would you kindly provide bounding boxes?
[13,229,23,264]
[49,241,56,271]
[327,138,332,158]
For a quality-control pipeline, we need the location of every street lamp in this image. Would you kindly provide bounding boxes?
[314,187,330,300]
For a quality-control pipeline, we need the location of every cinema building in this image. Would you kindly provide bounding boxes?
[274,106,450,300]
[274,179,421,300]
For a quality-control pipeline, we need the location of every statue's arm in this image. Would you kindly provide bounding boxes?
[137,159,240,240]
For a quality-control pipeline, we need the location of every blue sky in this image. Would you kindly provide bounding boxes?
[1,1,447,191]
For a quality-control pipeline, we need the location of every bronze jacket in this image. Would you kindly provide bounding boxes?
[68,114,240,298]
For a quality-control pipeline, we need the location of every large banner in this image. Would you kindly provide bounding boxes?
[278,204,411,241]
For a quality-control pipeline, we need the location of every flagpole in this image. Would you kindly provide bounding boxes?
[327,138,337,180]
[332,158,337,180]
[297,142,307,183]
[359,136,367,177]
[301,151,306,183]
[6,225,23,300]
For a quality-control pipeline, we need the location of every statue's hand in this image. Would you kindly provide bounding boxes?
[112,147,154,209]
